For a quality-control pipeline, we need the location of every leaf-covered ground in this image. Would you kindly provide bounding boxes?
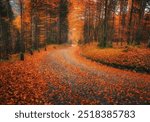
[0,45,150,105]
[81,43,150,73]
[0,46,56,104]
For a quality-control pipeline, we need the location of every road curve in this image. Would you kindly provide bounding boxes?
[40,46,150,105]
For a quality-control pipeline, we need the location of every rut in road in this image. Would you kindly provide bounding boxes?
[40,46,150,105]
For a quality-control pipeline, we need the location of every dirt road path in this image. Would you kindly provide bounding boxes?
[40,46,150,105]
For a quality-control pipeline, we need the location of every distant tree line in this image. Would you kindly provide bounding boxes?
[83,0,150,48]
[0,0,69,60]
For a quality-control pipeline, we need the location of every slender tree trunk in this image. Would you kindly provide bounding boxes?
[103,0,108,47]
[127,0,134,45]
[135,0,146,45]
[0,14,3,59]
[19,0,25,52]
[148,36,150,48]
[19,0,25,60]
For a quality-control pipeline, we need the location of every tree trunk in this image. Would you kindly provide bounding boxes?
[135,0,146,45]
[148,36,150,48]
[103,0,108,48]
[127,0,134,45]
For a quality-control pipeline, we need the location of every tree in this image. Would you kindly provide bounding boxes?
[58,0,69,43]
[135,0,147,45]
[0,0,13,59]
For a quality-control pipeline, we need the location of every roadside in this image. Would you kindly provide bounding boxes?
[0,45,60,104]
[80,43,150,73]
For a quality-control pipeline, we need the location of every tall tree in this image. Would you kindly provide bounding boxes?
[58,0,69,43]
[135,0,147,45]
[0,0,13,59]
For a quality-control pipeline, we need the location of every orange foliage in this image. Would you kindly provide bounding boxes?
[0,46,56,104]
[81,43,150,73]
[0,45,150,104]
[68,0,85,44]
[13,16,21,30]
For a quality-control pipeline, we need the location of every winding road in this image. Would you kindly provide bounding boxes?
[40,46,150,105]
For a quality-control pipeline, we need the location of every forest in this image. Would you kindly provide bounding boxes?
[0,0,68,59]
[0,0,150,105]
[0,0,150,58]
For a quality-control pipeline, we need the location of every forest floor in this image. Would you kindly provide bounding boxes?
[81,43,150,73]
[0,45,150,105]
